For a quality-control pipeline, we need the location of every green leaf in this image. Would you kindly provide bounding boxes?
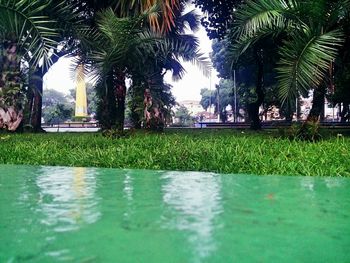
[277,28,344,104]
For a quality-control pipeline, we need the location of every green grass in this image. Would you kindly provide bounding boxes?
[0,129,349,177]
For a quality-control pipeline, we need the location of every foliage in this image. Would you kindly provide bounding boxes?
[127,78,145,128]
[297,121,323,142]
[75,8,159,129]
[117,0,181,33]
[193,0,241,39]
[0,0,58,68]
[216,79,235,112]
[102,128,132,139]
[124,6,210,130]
[200,79,235,117]
[279,121,323,142]
[0,0,81,68]
[0,0,83,132]
[42,103,73,124]
[211,39,232,79]
[0,130,349,176]
[212,28,281,128]
[42,89,73,124]
[76,6,210,131]
[174,105,193,126]
[232,0,349,106]
[200,88,215,111]
[77,8,156,79]
[148,82,177,128]
[43,89,72,108]
[330,14,350,122]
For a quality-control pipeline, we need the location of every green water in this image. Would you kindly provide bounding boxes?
[0,165,349,262]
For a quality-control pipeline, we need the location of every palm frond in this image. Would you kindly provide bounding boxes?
[277,28,344,104]
[164,57,186,81]
[158,34,212,77]
[174,9,201,34]
[0,0,80,69]
[72,8,161,85]
[117,0,180,33]
[234,0,297,38]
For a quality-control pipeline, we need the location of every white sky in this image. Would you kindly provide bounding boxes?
[44,10,219,102]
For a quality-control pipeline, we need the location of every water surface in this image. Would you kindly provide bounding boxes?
[1,165,349,262]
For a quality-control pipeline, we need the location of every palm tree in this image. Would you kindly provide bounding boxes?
[0,0,60,131]
[232,0,349,121]
[136,7,211,130]
[75,8,161,130]
[78,4,210,131]
[0,0,80,131]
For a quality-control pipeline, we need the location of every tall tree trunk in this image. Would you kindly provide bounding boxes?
[115,70,126,131]
[30,51,66,132]
[143,73,166,131]
[340,102,349,122]
[32,53,64,132]
[308,86,326,122]
[23,84,34,127]
[30,69,44,132]
[248,48,264,130]
[128,81,143,129]
[97,72,117,130]
[284,103,293,122]
[144,88,152,129]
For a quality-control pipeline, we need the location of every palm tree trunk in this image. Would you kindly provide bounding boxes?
[115,70,126,131]
[308,86,326,122]
[23,84,34,126]
[0,41,23,131]
[248,48,264,130]
[30,69,44,132]
[129,82,143,129]
[144,88,152,129]
[340,103,349,122]
[30,51,67,132]
[97,73,117,130]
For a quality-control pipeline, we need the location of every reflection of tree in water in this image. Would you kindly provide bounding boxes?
[161,172,223,262]
[123,171,134,202]
[36,167,100,232]
[300,176,348,216]
[121,171,134,224]
[119,170,165,231]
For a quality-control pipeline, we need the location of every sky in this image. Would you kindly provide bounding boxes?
[44,9,220,103]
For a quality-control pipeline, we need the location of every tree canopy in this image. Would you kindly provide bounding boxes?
[194,0,242,39]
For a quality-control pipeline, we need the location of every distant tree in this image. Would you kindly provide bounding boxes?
[211,34,280,128]
[200,79,235,119]
[42,89,73,124]
[175,105,193,126]
[43,104,73,125]
[211,39,232,79]
[200,88,216,111]
[216,79,234,112]
[43,89,72,108]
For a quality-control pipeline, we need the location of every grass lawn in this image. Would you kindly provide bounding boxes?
[0,129,349,177]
